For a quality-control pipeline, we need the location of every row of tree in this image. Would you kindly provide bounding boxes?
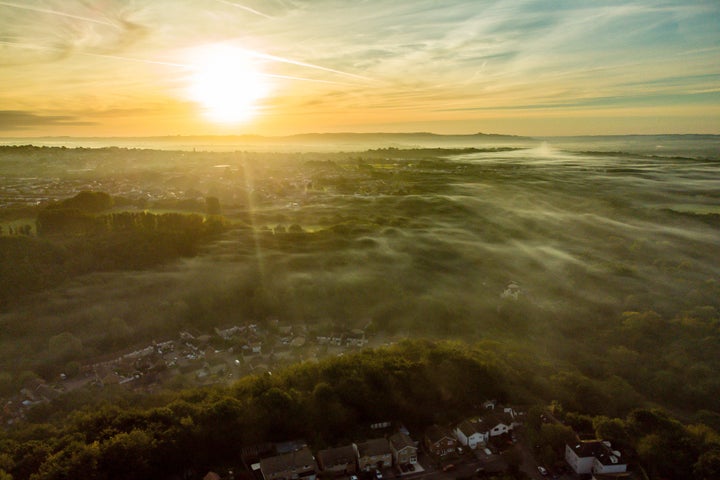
[0,205,227,310]
[1,340,718,479]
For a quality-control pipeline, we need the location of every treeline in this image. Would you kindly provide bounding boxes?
[0,193,227,309]
[36,208,217,238]
[0,341,507,480]
[524,404,720,480]
[1,340,718,479]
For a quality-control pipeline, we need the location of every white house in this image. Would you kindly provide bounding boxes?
[565,441,626,475]
[454,420,485,449]
[477,414,513,438]
[593,443,627,475]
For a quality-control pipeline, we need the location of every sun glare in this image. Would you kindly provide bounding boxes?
[186,45,270,124]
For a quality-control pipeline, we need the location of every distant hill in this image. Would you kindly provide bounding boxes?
[0,132,536,152]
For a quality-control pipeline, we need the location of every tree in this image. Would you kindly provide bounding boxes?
[99,429,156,480]
[105,317,132,348]
[501,446,522,474]
[205,196,221,216]
[57,191,113,212]
[0,372,13,396]
[539,423,575,453]
[594,417,630,450]
[48,332,83,361]
[694,449,720,480]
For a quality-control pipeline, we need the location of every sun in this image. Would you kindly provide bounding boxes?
[186,44,270,124]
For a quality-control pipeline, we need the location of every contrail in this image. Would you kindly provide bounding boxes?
[241,48,374,81]
[0,41,355,86]
[263,73,353,86]
[0,2,371,83]
[215,0,273,19]
[0,1,119,28]
[0,40,186,68]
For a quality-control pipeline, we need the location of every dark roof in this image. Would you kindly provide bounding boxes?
[568,440,604,458]
[356,438,391,457]
[595,448,625,466]
[389,432,416,451]
[317,445,356,469]
[260,447,316,476]
[479,413,512,428]
[457,419,480,437]
[425,425,456,444]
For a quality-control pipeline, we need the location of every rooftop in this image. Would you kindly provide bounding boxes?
[425,425,455,444]
[260,446,316,476]
[457,419,480,437]
[317,445,356,468]
[356,438,391,457]
[389,432,415,451]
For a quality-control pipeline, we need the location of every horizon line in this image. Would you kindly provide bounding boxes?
[1,131,719,141]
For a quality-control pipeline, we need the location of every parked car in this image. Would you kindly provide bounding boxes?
[442,464,456,472]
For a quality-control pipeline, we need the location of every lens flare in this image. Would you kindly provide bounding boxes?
[186,44,270,124]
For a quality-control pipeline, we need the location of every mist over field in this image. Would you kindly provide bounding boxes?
[1,136,718,361]
[1,135,720,479]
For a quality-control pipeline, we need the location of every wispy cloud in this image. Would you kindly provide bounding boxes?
[0,110,95,129]
[215,0,273,19]
[1,0,718,135]
[0,1,119,28]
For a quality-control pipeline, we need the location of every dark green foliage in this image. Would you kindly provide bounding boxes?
[0,206,226,308]
[1,341,511,479]
[205,196,222,216]
[50,191,113,213]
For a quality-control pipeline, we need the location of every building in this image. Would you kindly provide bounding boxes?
[260,446,317,480]
[355,438,392,471]
[389,432,418,465]
[424,425,458,457]
[454,419,485,449]
[565,441,627,475]
[476,413,513,439]
[317,445,357,476]
[345,329,367,347]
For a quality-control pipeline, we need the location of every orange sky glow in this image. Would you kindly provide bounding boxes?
[1,0,718,137]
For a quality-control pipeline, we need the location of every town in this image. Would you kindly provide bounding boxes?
[203,399,629,480]
[3,319,375,424]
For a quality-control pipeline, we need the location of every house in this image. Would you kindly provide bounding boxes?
[424,425,458,457]
[317,444,357,476]
[502,407,523,428]
[477,413,513,438]
[316,334,343,346]
[389,432,418,465]
[260,446,317,480]
[593,444,627,475]
[454,419,485,449]
[355,438,392,471]
[345,329,367,347]
[565,441,626,475]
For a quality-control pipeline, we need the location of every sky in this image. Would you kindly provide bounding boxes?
[1,0,719,137]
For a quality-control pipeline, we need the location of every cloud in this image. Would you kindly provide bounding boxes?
[0,110,95,129]
[1,0,718,135]
[0,0,149,61]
